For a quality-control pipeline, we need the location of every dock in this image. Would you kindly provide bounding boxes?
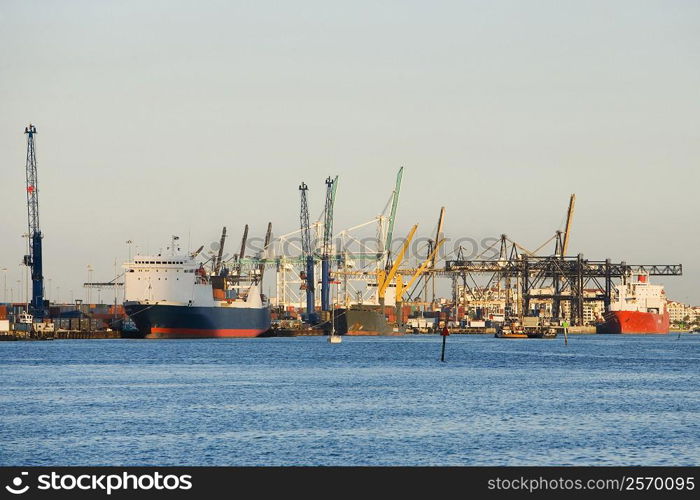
[0,330,121,341]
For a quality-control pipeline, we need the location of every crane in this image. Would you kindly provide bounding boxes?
[213,226,227,275]
[233,224,248,282]
[23,124,44,319]
[299,182,317,323]
[321,175,338,312]
[561,194,576,256]
[428,206,445,304]
[383,167,403,268]
[257,222,272,284]
[377,224,417,306]
[394,237,446,325]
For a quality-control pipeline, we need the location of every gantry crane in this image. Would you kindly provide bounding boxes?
[23,124,44,319]
[299,182,317,323]
[321,175,338,313]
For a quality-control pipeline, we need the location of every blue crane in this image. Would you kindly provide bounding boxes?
[299,182,317,323]
[321,175,338,312]
[23,124,44,319]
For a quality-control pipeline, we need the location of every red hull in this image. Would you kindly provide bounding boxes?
[602,310,669,334]
[148,327,268,338]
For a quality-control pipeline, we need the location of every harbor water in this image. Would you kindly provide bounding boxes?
[1,334,698,466]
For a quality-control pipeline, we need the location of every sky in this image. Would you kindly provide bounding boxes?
[0,0,698,304]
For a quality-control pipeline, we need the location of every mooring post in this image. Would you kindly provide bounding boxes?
[440,325,449,362]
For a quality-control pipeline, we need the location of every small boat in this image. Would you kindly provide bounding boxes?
[495,321,528,338]
[495,331,528,339]
[526,329,558,339]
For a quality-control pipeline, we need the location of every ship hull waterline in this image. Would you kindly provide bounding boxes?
[124,302,271,339]
[600,310,669,334]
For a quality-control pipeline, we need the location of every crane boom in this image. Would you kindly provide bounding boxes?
[384,167,403,267]
[213,226,227,275]
[299,182,316,322]
[257,222,272,283]
[321,176,338,312]
[378,224,417,301]
[403,238,446,294]
[431,207,445,268]
[561,194,576,256]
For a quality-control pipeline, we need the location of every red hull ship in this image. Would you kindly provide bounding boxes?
[600,273,669,334]
[602,310,669,334]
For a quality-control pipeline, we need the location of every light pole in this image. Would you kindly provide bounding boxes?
[1,268,7,303]
[56,286,61,304]
[75,299,83,332]
[87,265,93,303]
[126,240,133,261]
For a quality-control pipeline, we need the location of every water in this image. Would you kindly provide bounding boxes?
[1,334,698,466]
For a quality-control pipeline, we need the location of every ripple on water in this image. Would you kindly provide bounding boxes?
[0,335,699,465]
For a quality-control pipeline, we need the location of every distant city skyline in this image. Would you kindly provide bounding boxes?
[1,0,698,304]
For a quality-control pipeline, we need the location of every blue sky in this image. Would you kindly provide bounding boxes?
[0,0,698,303]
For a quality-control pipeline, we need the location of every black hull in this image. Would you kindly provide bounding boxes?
[124,302,271,338]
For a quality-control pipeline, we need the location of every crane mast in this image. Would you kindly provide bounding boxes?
[321,175,338,312]
[299,182,316,323]
[24,124,44,319]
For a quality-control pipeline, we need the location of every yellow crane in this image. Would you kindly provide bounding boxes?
[338,224,445,317]
[396,238,446,301]
[561,194,576,256]
[377,224,418,306]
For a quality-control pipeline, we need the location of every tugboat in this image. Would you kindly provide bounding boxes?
[495,320,528,338]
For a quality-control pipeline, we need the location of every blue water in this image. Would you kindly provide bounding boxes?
[1,334,698,466]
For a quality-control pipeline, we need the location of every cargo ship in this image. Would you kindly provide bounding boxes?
[600,273,669,334]
[123,242,270,338]
[335,306,399,336]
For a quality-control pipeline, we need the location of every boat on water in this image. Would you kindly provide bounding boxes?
[495,331,528,339]
[494,321,528,338]
[526,329,558,339]
[123,239,270,339]
[334,306,400,336]
[600,273,669,334]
